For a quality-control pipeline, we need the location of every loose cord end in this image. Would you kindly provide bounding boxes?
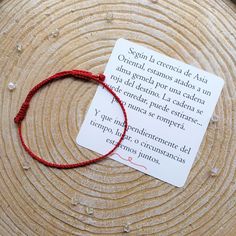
[97,73,105,81]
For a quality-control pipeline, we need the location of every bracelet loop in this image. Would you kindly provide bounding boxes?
[14,70,128,169]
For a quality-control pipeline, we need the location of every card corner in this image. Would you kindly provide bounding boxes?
[115,38,127,45]
[175,180,187,188]
[75,134,81,145]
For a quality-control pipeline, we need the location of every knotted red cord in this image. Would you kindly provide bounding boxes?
[14,70,128,169]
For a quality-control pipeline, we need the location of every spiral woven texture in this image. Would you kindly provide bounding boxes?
[0,0,236,235]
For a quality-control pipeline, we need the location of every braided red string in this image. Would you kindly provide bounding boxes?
[14,70,128,169]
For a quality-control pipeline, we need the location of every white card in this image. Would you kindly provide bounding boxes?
[76,38,224,187]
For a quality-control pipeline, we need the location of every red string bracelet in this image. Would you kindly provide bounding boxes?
[14,70,128,169]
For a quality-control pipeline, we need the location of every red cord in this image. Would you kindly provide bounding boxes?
[14,70,128,169]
